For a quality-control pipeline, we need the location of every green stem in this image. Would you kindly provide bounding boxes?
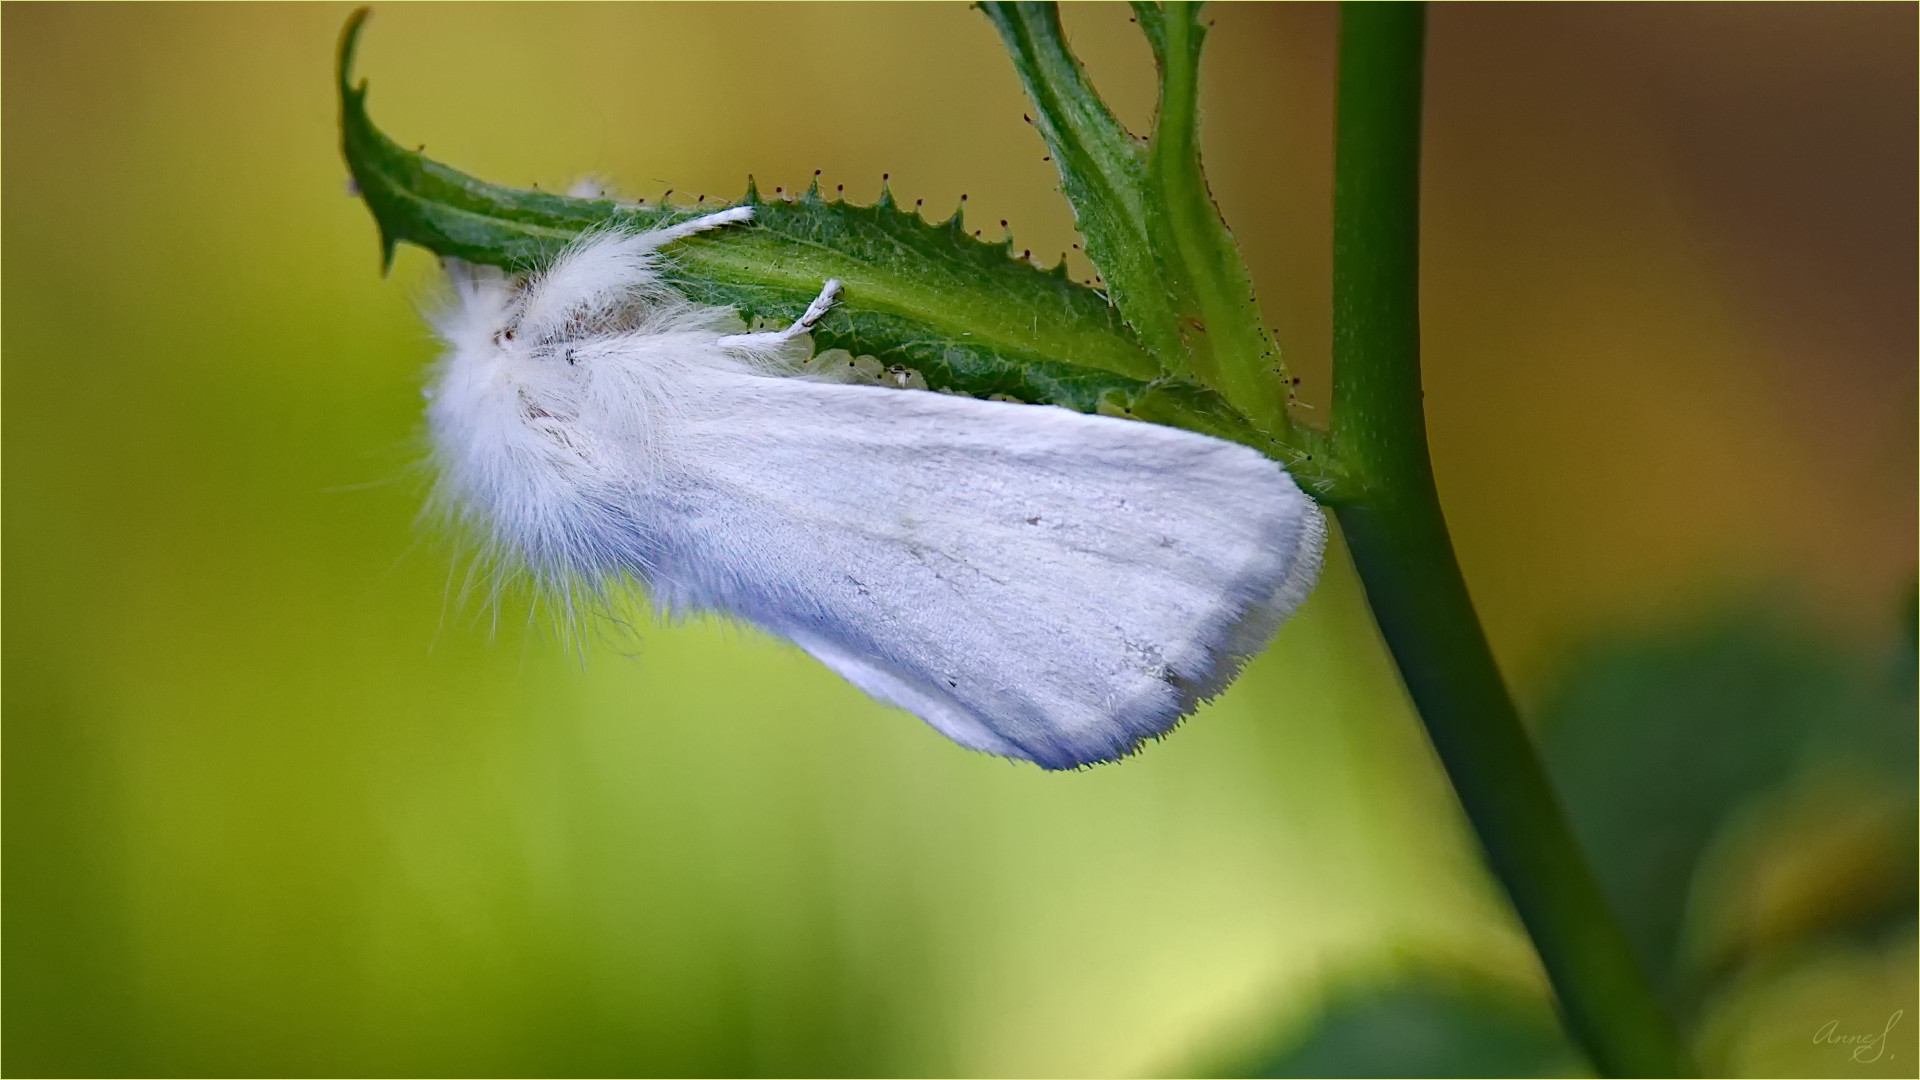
[1327,5,1696,1076]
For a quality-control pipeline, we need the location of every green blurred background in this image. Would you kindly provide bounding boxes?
[4,4,1913,1076]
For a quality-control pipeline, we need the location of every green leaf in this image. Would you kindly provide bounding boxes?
[334,9,1337,493]
[980,2,1293,437]
[1136,2,1293,440]
[977,3,1181,366]
[337,10,1155,380]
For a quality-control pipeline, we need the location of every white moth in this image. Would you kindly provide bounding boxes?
[425,207,1326,770]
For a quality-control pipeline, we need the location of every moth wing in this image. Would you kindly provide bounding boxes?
[646,373,1326,770]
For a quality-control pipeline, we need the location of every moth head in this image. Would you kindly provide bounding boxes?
[429,259,593,449]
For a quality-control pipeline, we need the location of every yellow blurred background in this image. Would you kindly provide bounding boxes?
[4,4,1912,1076]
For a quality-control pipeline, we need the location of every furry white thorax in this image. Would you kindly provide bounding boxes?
[424,209,1326,770]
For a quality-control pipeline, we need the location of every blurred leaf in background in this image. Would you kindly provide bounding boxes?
[1541,603,1918,1014]
[1220,598,1917,1077]
[1212,964,1586,1078]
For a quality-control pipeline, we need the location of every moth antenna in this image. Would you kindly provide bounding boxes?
[641,206,754,246]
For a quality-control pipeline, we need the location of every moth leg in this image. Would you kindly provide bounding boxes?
[639,205,755,248]
[717,279,843,349]
[785,278,843,335]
